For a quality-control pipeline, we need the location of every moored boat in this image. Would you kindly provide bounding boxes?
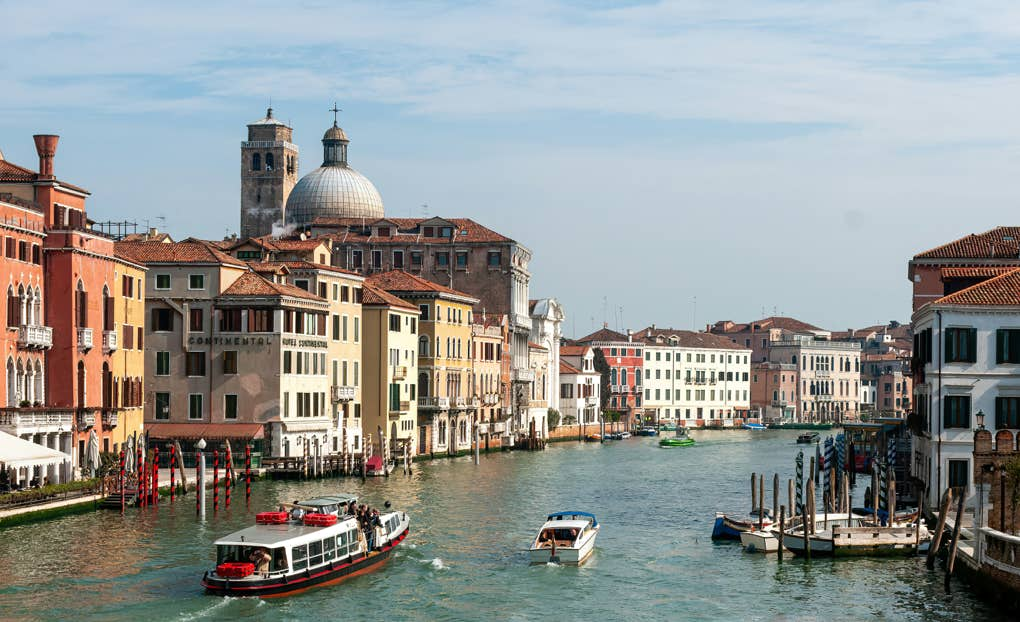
[659,423,677,432]
[529,511,599,565]
[202,505,410,597]
[584,433,602,442]
[780,514,929,557]
[711,509,772,540]
[742,423,766,431]
[618,431,632,439]
[796,433,820,444]
[635,426,659,437]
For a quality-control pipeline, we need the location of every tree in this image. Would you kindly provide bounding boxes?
[547,408,561,430]
[593,347,611,418]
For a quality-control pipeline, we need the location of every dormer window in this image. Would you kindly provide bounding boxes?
[440,227,452,238]
[424,226,434,237]
[378,227,390,237]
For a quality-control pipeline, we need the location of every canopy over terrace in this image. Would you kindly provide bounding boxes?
[145,423,266,466]
[0,430,71,486]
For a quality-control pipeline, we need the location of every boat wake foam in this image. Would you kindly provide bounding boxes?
[423,557,447,570]
[178,596,235,620]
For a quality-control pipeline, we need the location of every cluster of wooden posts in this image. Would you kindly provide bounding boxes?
[925,487,966,591]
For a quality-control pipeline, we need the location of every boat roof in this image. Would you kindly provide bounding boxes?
[297,494,358,507]
[546,511,598,526]
[540,520,591,530]
[214,519,358,547]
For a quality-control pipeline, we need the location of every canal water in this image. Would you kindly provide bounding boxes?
[0,430,1010,621]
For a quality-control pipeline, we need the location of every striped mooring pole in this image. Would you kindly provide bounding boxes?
[170,444,176,503]
[152,446,159,508]
[213,449,219,512]
[119,450,125,515]
[795,451,804,516]
[245,444,251,507]
[823,436,834,503]
[878,461,888,514]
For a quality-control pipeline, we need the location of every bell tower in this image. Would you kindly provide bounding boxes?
[240,108,299,238]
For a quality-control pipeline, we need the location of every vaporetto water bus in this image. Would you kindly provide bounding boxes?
[202,504,410,597]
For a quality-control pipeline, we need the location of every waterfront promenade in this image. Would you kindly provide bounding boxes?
[0,431,1009,621]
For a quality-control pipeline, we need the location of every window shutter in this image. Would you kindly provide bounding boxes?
[996,397,1005,429]
[967,328,978,362]
[945,330,955,362]
[997,330,1006,364]
[151,308,158,330]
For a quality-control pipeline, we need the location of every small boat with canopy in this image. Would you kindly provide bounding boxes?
[529,511,600,565]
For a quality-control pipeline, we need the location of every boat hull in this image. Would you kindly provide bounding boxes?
[740,530,779,553]
[712,514,769,540]
[529,531,598,566]
[202,527,408,597]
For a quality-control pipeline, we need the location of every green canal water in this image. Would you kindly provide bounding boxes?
[0,431,1010,621]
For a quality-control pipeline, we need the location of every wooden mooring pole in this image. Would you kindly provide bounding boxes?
[751,472,758,514]
[945,490,967,591]
[926,489,953,570]
[773,474,779,523]
[778,505,785,562]
[758,473,765,531]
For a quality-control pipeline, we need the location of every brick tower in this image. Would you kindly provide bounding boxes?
[240,108,299,237]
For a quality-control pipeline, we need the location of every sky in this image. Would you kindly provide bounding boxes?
[4,1,1020,338]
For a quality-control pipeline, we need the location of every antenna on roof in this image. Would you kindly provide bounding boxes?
[422,203,429,218]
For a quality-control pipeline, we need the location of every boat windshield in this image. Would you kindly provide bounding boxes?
[216,545,287,573]
[536,528,580,547]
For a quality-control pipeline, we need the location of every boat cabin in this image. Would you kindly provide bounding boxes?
[214,519,365,578]
[534,511,599,548]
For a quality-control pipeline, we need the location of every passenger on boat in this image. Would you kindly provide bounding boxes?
[249,547,272,576]
[372,509,385,550]
[569,528,578,542]
[290,501,305,521]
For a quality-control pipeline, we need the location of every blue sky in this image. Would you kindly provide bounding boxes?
[5,0,1020,336]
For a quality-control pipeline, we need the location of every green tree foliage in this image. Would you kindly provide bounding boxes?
[593,348,611,416]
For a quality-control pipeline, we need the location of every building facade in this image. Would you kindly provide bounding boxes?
[367,270,480,456]
[908,227,1020,312]
[910,268,1020,508]
[768,336,862,423]
[636,327,752,427]
[360,283,418,459]
[558,346,601,429]
[750,361,798,423]
[1,135,146,481]
[710,316,827,363]
[575,327,643,425]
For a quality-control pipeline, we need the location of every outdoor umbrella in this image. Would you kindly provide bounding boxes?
[88,429,100,477]
[125,433,136,473]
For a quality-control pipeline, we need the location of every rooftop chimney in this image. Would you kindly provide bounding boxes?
[33,134,59,178]
[626,328,632,342]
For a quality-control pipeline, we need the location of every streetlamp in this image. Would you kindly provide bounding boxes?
[196,438,207,517]
[976,410,986,431]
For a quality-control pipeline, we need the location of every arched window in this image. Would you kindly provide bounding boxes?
[77,360,86,407]
[17,284,26,327]
[621,369,628,385]
[102,285,113,331]
[265,153,274,171]
[791,355,797,365]
[252,153,261,171]
[33,286,41,326]
[24,287,33,326]
[418,336,430,357]
[610,368,617,384]
[5,358,15,407]
[418,372,430,398]
[6,286,17,327]
[15,359,25,405]
[24,361,34,404]
[76,281,88,328]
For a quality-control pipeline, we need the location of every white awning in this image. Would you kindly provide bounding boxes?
[0,430,71,469]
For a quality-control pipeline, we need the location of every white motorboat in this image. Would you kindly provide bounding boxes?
[529,511,599,565]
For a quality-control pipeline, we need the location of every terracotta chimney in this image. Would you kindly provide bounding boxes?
[33,134,59,178]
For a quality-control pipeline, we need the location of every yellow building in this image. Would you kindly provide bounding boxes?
[108,256,147,450]
[471,317,505,449]
[367,270,479,456]
[250,261,365,455]
[361,283,418,459]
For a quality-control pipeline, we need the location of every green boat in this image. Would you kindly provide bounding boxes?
[659,428,695,447]
[767,423,834,430]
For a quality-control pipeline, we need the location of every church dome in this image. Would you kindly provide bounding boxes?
[285,121,383,226]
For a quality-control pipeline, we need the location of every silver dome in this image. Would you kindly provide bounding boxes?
[285,164,384,225]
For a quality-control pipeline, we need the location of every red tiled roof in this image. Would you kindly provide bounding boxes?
[120,232,173,243]
[255,260,361,278]
[247,262,291,276]
[560,345,590,357]
[915,227,1020,260]
[0,158,38,182]
[940,266,1018,279]
[114,241,247,266]
[219,272,323,301]
[933,268,1020,306]
[636,326,749,350]
[366,270,477,301]
[311,217,514,244]
[576,327,631,344]
[146,422,264,441]
[361,283,418,310]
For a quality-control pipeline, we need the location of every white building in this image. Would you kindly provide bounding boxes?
[911,269,1020,508]
[636,327,752,427]
[530,299,564,412]
[769,335,862,423]
[559,345,601,427]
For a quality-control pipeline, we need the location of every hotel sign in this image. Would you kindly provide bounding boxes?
[281,338,328,349]
[188,336,274,346]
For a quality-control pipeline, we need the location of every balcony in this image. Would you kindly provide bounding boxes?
[102,411,118,428]
[454,397,467,409]
[389,401,412,417]
[331,385,356,403]
[77,410,95,428]
[492,421,507,434]
[393,366,408,381]
[500,406,512,417]
[77,327,93,351]
[17,324,53,349]
[585,396,599,407]
[102,329,118,352]
[0,408,75,435]
[816,395,833,402]
[815,369,831,378]
[514,368,535,383]
[632,385,642,393]
[418,396,450,410]
[484,393,500,405]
